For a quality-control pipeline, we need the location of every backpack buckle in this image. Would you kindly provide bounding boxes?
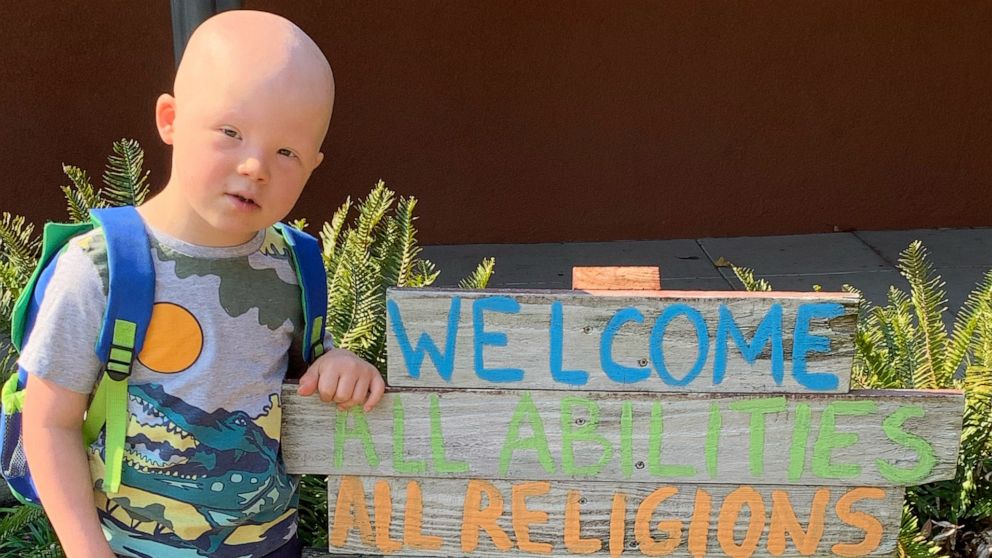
[105,344,134,381]
[105,319,137,381]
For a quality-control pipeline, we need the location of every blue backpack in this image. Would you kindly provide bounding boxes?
[0,206,327,505]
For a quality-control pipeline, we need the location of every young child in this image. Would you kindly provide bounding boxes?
[20,10,384,558]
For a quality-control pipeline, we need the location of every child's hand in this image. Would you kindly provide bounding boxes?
[297,348,386,411]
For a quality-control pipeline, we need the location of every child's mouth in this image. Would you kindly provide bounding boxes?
[227,193,259,210]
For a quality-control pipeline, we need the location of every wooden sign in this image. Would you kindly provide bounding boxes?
[385,290,859,393]
[321,477,904,557]
[282,389,962,487]
[283,288,965,557]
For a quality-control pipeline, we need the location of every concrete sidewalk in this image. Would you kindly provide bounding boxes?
[422,228,992,312]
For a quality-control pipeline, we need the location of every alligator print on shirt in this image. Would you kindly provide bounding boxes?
[90,383,296,558]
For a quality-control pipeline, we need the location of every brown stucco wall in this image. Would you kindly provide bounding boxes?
[0,2,173,231]
[2,2,990,244]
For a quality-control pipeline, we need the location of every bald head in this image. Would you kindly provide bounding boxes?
[175,10,334,140]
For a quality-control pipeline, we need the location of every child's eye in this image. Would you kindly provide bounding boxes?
[220,127,241,139]
[277,148,297,158]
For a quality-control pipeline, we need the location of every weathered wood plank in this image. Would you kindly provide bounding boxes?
[282,386,963,487]
[321,477,902,557]
[572,266,662,290]
[385,289,858,393]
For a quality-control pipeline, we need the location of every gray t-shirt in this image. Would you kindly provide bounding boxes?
[19,222,310,558]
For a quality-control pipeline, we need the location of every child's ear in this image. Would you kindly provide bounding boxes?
[155,94,177,145]
[313,152,324,169]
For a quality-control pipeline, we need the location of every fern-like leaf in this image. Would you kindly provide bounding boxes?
[407,259,440,288]
[296,475,329,548]
[957,363,992,519]
[395,198,420,287]
[844,284,894,389]
[60,164,103,223]
[882,287,921,388]
[0,343,17,384]
[459,257,496,289]
[320,197,352,274]
[389,197,420,288]
[0,261,20,340]
[852,311,897,388]
[898,241,950,387]
[0,213,40,276]
[945,269,992,379]
[897,511,946,557]
[730,265,773,292]
[0,214,41,338]
[100,138,150,207]
[326,246,360,346]
[0,213,39,381]
[373,216,402,288]
[353,181,393,253]
[0,505,47,542]
[0,504,63,557]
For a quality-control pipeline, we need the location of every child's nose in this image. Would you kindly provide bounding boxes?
[237,156,269,183]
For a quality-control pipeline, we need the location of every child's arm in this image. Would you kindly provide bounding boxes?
[23,375,116,558]
[297,348,386,411]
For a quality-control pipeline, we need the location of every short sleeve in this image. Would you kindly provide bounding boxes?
[17,237,108,394]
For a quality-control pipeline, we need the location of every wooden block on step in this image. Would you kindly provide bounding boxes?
[572,266,661,290]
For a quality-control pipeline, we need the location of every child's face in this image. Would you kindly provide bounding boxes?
[164,76,327,243]
[151,11,334,246]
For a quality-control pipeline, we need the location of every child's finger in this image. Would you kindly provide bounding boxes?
[297,367,319,396]
[364,374,386,411]
[333,373,357,404]
[316,369,341,403]
[344,375,371,410]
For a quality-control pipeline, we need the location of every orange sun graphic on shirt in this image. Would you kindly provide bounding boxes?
[137,302,203,374]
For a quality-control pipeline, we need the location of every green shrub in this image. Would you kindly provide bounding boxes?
[0,504,61,557]
[732,243,992,558]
